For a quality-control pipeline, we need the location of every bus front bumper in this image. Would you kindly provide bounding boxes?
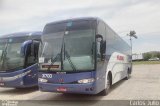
[39,82,97,94]
[0,76,37,88]
[0,64,38,88]
[0,77,25,88]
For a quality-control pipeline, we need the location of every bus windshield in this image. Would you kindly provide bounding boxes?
[0,37,27,72]
[40,20,96,72]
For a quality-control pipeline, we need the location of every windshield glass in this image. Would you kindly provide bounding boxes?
[0,37,27,72]
[40,20,96,71]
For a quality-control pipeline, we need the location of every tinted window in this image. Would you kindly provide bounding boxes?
[43,20,96,34]
[8,37,28,43]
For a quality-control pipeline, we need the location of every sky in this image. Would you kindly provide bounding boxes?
[0,0,160,53]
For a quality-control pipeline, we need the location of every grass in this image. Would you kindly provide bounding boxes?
[133,61,160,65]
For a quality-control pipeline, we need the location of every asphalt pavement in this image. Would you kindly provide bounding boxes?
[0,64,160,101]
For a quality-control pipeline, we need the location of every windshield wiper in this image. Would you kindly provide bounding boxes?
[65,50,77,71]
[1,43,8,69]
[0,44,7,60]
[47,53,60,71]
[7,66,24,71]
[0,50,4,62]
[0,65,24,72]
[62,39,77,71]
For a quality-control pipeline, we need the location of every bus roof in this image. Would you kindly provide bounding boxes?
[0,31,42,39]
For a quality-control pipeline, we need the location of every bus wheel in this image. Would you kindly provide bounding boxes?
[99,75,111,96]
[125,69,130,80]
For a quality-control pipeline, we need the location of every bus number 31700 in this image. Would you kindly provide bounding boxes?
[42,74,52,78]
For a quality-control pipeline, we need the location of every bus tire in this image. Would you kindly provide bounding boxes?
[124,69,130,80]
[99,74,111,96]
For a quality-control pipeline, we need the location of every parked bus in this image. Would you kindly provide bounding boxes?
[38,17,131,95]
[0,32,41,88]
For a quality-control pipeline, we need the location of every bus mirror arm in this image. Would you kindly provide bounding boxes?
[96,34,106,61]
[100,40,106,61]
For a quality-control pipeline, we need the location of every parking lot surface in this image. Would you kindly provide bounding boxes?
[0,64,160,100]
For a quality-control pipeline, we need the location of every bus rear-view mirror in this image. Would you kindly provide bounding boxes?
[20,40,32,56]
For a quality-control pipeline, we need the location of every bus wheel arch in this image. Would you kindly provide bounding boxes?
[99,71,112,96]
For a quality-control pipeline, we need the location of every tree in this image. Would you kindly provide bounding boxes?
[157,53,160,59]
[143,53,152,61]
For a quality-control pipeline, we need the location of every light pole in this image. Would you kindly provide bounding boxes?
[127,30,137,61]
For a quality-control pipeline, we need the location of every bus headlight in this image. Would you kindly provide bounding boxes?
[78,78,95,84]
[38,78,48,83]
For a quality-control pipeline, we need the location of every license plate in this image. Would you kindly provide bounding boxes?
[0,82,4,86]
[57,87,67,92]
